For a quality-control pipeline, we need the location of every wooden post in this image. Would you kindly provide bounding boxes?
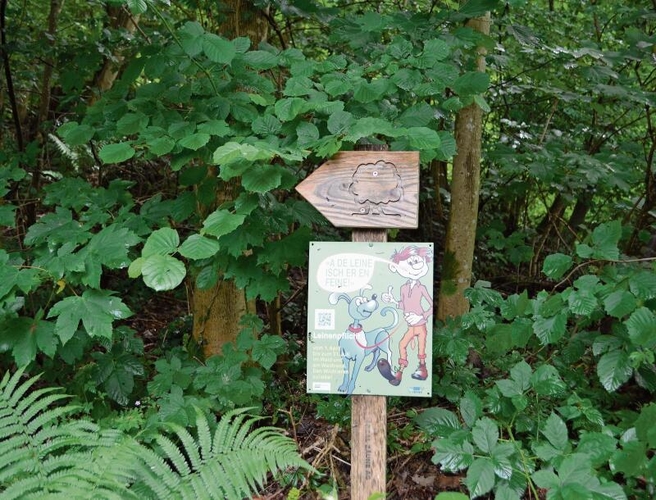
[351,228,388,499]
[351,144,388,500]
[297,144,421,499]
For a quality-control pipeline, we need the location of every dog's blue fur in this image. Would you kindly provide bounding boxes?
[329,287,399,394]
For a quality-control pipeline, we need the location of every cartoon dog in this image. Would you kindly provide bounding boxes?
[329,286,399,394]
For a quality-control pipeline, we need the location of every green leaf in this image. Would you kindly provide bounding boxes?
[47,290,132,343]
[604,290,637,318]
[625,307,656,348]
[434,494,469,500]
[252,334,286,369]
[274,98,306,121]
[542,253,573,279]
[251,115,282,136]
[629,271,656,300]
[531,364,566,396]
[472,417,498,453]
[98,142,135,164]
[433,438,475,472]
[178,133,210,151]
[202,209,245,238]
[242,50,279,70]
[178,234,220,260]
[452,71,490,96]
[327,110,354,135]
[143,228,180,257]
[197,119,230,137]
[590,220,621,260]
[459,0,501,17]
[423,39,450,61]
[2,317,56,366]
[542,412,568,451]
[117,112,148,135]
[148,136,176,155]
[141,254,186,291]
[202,33,236,64]
[126,0,148,14]
[241,165,283,193]
[407,127,441,150]
[459,391,483,428]
[415,407,461,437]
[465,457,495,498]
[567,289,598,316]
[597,350,632,392]
[61,123,95,145]
[533,311,568,344]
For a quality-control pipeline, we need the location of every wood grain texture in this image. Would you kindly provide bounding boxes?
[296,151,420,228]
[351,228,387,500]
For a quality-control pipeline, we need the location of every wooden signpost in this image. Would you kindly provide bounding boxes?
[297,147,421,499]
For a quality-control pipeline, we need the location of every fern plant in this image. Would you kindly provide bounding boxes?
[0,369,313,499]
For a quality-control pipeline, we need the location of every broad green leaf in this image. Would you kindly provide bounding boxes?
[274,98,306,121]
[324,78,352,96]
[117,112,148,135]
[597,350,632,392]
[459,391,483,428]
[423,38,450,61]
[452,71,490,96]
[532,469,559,490]
[251,115,282,136]
[296,121,320,147]
[99,142,135,164]
[603,290,637,318]
[197,119,230,136]
[202,33,236,64]
[542,253,573,279]
[542,412,568,451]
[3,317,56,366]
[407,127,441,150]
[61,123,95,146]
[398,103,434,127]
[432,438,475,472]
[415,407,461,437]
[179,22,204,57]
[590,220,621,260]
[178,133,210,151]
[576,432,618,467]
[148,136,176,155]
[465,457,495,498]
[202,209,245,238]
[141,254,186,291]
[327,110,354,135]
[567,289,598,316]
[625,307,656,348]
[242,50,279,70]
[143,227,180,257]
[0,204,15,227]
[128,256,144,278]
[241,164,283,193]
[178,234,220,260]
[48,290,132,343]
[629,271,656,300]
[459,0,501,17]
[531,364,566,396]
[252,334,286,369]
[284,76,314,96]
[533,311,567,345]
[472,417,498,453]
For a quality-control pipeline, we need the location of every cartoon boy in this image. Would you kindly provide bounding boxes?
[377,245,433,385]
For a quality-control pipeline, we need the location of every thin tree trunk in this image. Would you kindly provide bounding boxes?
[191,1,267,357]
[437,12,491,320]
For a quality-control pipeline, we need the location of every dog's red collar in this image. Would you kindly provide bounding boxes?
[348,324,362,333]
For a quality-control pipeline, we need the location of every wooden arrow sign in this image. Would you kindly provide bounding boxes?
[296,151,420,229]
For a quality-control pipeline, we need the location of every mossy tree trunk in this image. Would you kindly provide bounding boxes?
[437,12,491,320]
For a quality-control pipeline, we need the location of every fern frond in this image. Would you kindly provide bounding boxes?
[134,407,315,500]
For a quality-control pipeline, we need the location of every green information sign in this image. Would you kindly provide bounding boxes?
[307,241,434,397]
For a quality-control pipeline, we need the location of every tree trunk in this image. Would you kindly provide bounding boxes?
[436,12,491,320]
[88,6,140,105]
[191,0,268,357]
